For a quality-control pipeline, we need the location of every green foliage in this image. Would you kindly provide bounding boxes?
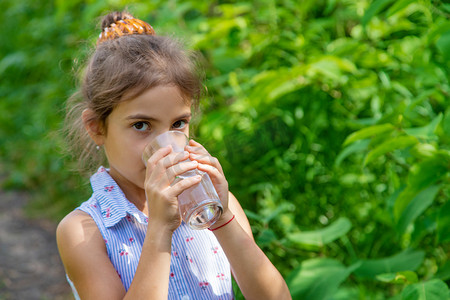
[288,217,352,247]
[401,279,449,300]
[1,0,449,298]
[286,258,360,299]
[354,249,425,279]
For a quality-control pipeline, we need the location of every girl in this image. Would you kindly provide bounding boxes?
[56,11,291,300]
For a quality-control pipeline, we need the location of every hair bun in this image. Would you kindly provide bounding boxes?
[97,11,156,45]
[101,11,134,31]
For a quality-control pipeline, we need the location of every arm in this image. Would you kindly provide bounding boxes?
[124,220,174,299]
[56,210,177,300]
[57,147,202,299]
[56,210,126,300]
[187,141,292,300]
[212,195,291,300]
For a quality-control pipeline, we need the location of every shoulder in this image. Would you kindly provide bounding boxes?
[57,209,96,234]
[57,210,97,236]
[56,210,105,254]
[57,210,126,298]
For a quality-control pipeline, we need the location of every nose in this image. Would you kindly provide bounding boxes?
[153,129,174,138]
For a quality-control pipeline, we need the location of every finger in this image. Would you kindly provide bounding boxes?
[186,140,223,172]
[189,153,224,175]
[159,151,190,169]
[186,140,209,156]
[196,163,229,205]
[196,163,228,189]
[165,160,199,183]
[145,145,172,167]
[146,149,189,181]
[167,175,202,198]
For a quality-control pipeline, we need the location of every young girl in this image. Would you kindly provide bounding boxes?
[56,11,291,300]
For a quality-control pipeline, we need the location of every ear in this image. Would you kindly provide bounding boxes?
[82,109,105,146]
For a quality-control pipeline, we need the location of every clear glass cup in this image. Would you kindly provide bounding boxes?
[142,131,223,230]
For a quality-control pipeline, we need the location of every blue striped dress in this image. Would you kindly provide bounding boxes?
[66,166,234,300]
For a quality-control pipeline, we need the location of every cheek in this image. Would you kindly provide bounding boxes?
[137,145,147,167]
[104,133,142,164]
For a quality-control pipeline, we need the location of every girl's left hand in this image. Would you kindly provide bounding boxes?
[186,140,229,212]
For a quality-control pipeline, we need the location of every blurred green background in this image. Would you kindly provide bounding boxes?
[1,0,449,299]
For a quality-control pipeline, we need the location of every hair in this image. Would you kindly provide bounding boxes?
[64,11,204,175]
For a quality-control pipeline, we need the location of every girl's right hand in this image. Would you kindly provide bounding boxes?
[143,146,202,232]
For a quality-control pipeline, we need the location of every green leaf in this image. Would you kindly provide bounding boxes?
[394,153,450,220]
[396,184,442,236]
[335,139,370,167]
[354,249,425,279]
[392,81,413,98]
[243,209,261,221]
[395,271,419,284]
[306,56,357,84]
[344,123,395,146]
[386,0,415,17]
[257,229,277,247]
[250,66,309,103]
[443,4,450,14]
[287,217,352,247]
[410,143,437,160]
[444,108,450,136]
[286,258,359,300]
[362,0,396,26]
[0,52,28,75]
[364,135,418,165]
[437,200,450,243]
[332,286,361,300]
[436,30,450,61]
[435,261,450,281]
[267,67,308,101]
[401,279,450,300]
[408,152,450,189]
[264,202,295,223]
[404,114,443,140]
[376,271,419,284]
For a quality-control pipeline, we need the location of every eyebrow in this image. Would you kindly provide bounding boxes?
[125,114,156,121]
[125,113,192,121]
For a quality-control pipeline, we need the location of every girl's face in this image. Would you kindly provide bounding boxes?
[99,85,192,196]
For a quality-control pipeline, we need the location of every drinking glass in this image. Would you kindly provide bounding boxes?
[142,131,223,230]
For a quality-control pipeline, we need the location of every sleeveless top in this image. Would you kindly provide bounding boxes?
[67,167,234,300]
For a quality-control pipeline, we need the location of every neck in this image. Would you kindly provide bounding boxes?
[127,190,148,215]
[108,168,148,216]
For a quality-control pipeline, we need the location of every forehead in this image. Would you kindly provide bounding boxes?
[112,85,192,120]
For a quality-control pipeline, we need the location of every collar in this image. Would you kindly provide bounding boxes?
[90,166,148,228]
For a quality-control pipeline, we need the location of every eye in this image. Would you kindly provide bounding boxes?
[132,121,150,132]
[172,120,188,129]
